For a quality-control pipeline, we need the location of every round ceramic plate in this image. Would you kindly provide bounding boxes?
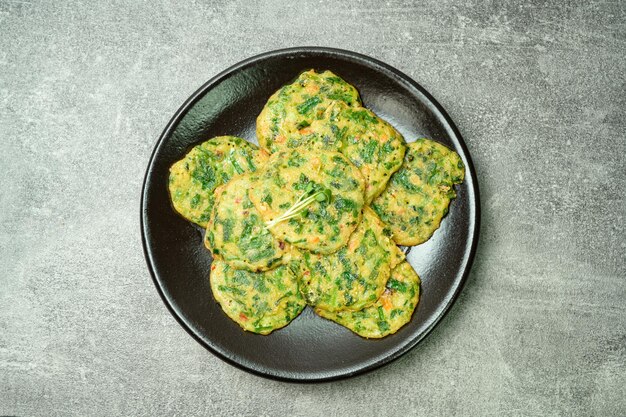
[141,47,480,382]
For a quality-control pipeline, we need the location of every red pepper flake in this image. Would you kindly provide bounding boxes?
[303,270,310,276]
[278,241,285,250]
[234,198,242,204]
[239,312,248,321]
[211,264,216,271]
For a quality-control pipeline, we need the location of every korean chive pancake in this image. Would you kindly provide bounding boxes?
[307,101,407,203]
[315,261,420,339]
[205,173,288,272]
[168,136,269,227]
[249,149,365,254]
[371,138,465,246]
[256,69,362,154]
[299,207,396,313]
[210,260,306,335]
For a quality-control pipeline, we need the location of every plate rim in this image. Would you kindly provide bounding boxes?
[140,46,481,382]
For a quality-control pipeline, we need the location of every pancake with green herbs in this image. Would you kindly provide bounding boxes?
[315,261,420,338]
[307,101,406,203]
[299,207,396,313]
[205,173,288,272]
[168,136,269,227]
[210,259,306,335]
[257,70,406,203]
[256,69,362,154]
[249,148,365,254]
[371,138,465,246]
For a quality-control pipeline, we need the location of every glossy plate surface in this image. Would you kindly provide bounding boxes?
[141,47,480,382]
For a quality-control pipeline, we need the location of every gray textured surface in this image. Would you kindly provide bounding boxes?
[1,0,625,415]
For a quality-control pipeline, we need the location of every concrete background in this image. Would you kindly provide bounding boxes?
[1,0,624,415]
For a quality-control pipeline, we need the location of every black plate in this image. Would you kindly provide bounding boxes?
[141,47,480,382]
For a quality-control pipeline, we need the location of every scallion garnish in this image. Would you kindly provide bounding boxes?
[265,184,331,229]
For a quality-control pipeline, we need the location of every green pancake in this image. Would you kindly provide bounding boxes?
[315,261,420,338]
[168,136,269,227]
[371,138,465,246]
[299,207,396,313]
[307,101,407,203]
[205,173,288,272]
[256,69,362,154]
[257,70,406,203]
[210,259,306,335]
[249,148,365,254]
